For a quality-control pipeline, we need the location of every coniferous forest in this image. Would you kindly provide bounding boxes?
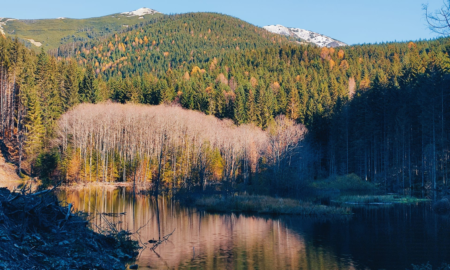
[1,11,450,196]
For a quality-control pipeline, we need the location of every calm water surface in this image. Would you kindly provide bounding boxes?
[55,187,450,270]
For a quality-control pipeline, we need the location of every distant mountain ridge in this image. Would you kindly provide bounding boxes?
[0,8,346,51]
[121,7,161,17]
[0,8,163,50]
[263,24,347,47]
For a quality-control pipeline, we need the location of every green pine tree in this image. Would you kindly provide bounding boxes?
[234,86,247,124]
[24,88,45,167]
[80,65,97,103]
[64,60,80,109]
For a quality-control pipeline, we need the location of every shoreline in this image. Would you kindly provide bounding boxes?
[58,181,152,191]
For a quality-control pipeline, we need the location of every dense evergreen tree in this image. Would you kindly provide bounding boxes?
[79,65,97,103]
[63,60,80,109]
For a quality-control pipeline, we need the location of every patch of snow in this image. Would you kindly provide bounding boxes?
[0,19,6,36]
[57,17,66,20]
[263,25,292,36]
[121,7,160,17]
[263,24,347,48]
[0,18,18,36]
[27,39,42,47]
[139,17,144,19]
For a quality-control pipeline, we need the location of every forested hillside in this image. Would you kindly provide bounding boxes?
[1,11,450,193]
[59,13,291,77]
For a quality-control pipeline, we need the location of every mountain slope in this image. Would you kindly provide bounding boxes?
[263,24,346,47]
[0,8,162,50]
[66,12,291,78]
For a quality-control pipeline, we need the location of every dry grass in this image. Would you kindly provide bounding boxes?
[195,195,351,217]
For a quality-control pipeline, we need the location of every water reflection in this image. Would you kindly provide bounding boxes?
[2,181,449,269]
[57,187,358,270]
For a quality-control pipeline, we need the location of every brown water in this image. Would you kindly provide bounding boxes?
[56,187,450,270]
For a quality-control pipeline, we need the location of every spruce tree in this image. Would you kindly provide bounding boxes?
[64,60,80,109]
[247,87,257,123]
[24,88,45,167]
[80,65,97,103]
[234,86,247,124]
[286,87,300,120]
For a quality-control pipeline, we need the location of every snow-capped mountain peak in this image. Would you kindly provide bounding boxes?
[264,25,292,36]
[263,24,347,48]
[121,7,160,17]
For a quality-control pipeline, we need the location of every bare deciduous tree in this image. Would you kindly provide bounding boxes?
[424,1,450,36]
[57,103,312,193]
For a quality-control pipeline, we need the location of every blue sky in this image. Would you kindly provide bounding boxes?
[0,0,445,45]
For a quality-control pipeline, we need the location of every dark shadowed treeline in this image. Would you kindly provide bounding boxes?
[328,47,450,191]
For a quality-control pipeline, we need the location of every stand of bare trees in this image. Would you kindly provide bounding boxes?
[57,103,312,193]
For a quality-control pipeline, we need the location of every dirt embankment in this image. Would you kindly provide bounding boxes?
[0,142,21,188]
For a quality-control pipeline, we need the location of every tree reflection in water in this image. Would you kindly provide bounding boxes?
[58,187,359,270]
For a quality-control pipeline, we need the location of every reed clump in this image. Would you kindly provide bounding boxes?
[195,195,351,217]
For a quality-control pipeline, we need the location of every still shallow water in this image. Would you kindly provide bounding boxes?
[56,187,450,270]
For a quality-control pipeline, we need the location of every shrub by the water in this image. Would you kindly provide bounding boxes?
[310,174,377,191]
[433,198,450,213]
